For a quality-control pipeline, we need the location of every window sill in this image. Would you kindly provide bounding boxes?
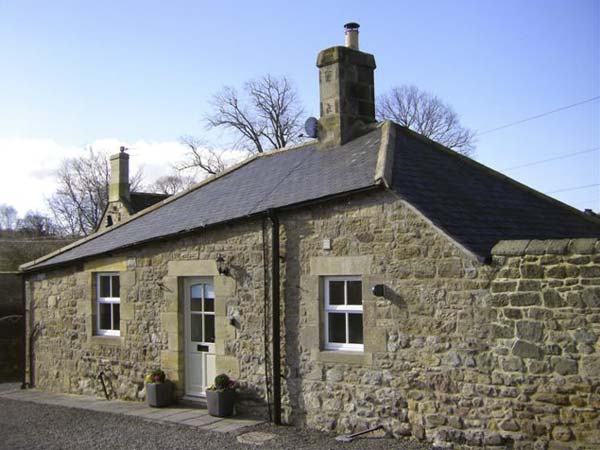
[89,335,123,346]
[314,349,372,366]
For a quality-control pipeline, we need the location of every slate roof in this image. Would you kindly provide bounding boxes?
[24,129,382,270]
[392,127,600,258]
[129,192,170,214]
[23,122,600,270]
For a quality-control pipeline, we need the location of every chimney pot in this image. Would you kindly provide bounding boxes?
[344,22,360,50]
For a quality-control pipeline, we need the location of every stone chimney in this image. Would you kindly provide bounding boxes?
[317,22,376,149]
[109,146,130,203]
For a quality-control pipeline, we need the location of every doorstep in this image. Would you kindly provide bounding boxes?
[0,387,262,433]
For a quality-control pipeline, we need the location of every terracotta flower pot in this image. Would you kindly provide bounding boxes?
[206,389,235,417]
[146,381,173,407]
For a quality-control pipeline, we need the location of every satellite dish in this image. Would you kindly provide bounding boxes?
[304,117,318,138]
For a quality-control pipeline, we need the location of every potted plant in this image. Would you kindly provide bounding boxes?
[145,369,172,407]
[206,373,236,417]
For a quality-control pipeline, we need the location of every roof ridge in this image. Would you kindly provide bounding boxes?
[394,124,600,228]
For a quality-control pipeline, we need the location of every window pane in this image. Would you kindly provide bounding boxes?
[204,284,215,299]
[190,298,202,311]
[348,313,363,344]
[328,313,346,343]
[190,314,202,341]
[347,281,362,305]
[204,315,215,343]
[112,276,120,298]
[329,281,345,305]
[113,304,120,330]
[204,298,214,312]
[190,284,202,299]
[190,284,202,311]
[99,303,111,330]
[99,276,111,298]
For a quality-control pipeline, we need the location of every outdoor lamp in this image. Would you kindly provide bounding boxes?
[216,254,229,276]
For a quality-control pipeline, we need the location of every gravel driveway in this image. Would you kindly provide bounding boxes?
[0,394,432,450]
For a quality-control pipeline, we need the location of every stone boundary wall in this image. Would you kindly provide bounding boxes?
[0,272,23,381]
[486,238,600,449]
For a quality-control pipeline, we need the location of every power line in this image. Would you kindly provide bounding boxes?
[501,146,600,171]
[546,183,600,195]
[477,96,600,137]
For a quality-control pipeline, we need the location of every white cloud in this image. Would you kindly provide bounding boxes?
[0,137,247,217]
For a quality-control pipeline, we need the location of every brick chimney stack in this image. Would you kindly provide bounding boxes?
[316,22,376,149]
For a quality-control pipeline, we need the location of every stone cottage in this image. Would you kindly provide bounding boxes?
[21,24,600,449]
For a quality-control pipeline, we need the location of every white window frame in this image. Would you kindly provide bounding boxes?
[324,276,363,352]
[96,272,120,337]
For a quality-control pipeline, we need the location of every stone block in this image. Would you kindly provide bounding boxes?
[520,264,544,279]
[501,356,525,372]
[492,323,514,339]
[504,308,522,319]
[573,328,597,344]
[551,426,573,442]
[513,340,544,360]
[545,239,570,254]
[491,281,517,293]
[582,287,600,307]
[424,413,446,428]
[545,266,567,279]
[551,357,577,376]
[543,290,564,308]
[492,240,530,256]
[518,280,541,291]
[516,320,544,341]
[571,238,597,255]
[580,266,600,278]
[510,292,541,306]
[581,355,600,378]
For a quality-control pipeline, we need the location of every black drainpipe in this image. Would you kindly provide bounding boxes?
[269,210,282,425]
[20,273,28,389]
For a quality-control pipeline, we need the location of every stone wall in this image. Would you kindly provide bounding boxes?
[24,189,599,449]
[485,238,599,449]
[25,220,270,413]
[0,272,23,380]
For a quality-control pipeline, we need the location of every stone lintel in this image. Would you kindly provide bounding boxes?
[167,260,218,277]
[309,256,372,276]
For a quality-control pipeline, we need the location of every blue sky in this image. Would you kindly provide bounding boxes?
[0,0,598,215]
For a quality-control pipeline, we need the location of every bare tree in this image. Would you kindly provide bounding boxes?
[177,136,229,176]
[0,204,18,230]
[149,171,196,195]
[47,147,143,237]
[377,85,476,156]
[205,75,304,154]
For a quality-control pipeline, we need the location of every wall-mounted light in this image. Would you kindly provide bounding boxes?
[216,254,230,276]
[372,284,385,297]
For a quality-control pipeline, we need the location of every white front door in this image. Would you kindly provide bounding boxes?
[184,277,216,397]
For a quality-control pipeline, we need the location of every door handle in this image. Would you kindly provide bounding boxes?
[197,344,209,352]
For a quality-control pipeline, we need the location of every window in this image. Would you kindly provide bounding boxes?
[190,283,215,343]
[324,277,363,351]
[96,273,120,336]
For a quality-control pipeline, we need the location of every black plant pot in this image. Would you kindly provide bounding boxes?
[146,381,173,407]
[206,389,235,417]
